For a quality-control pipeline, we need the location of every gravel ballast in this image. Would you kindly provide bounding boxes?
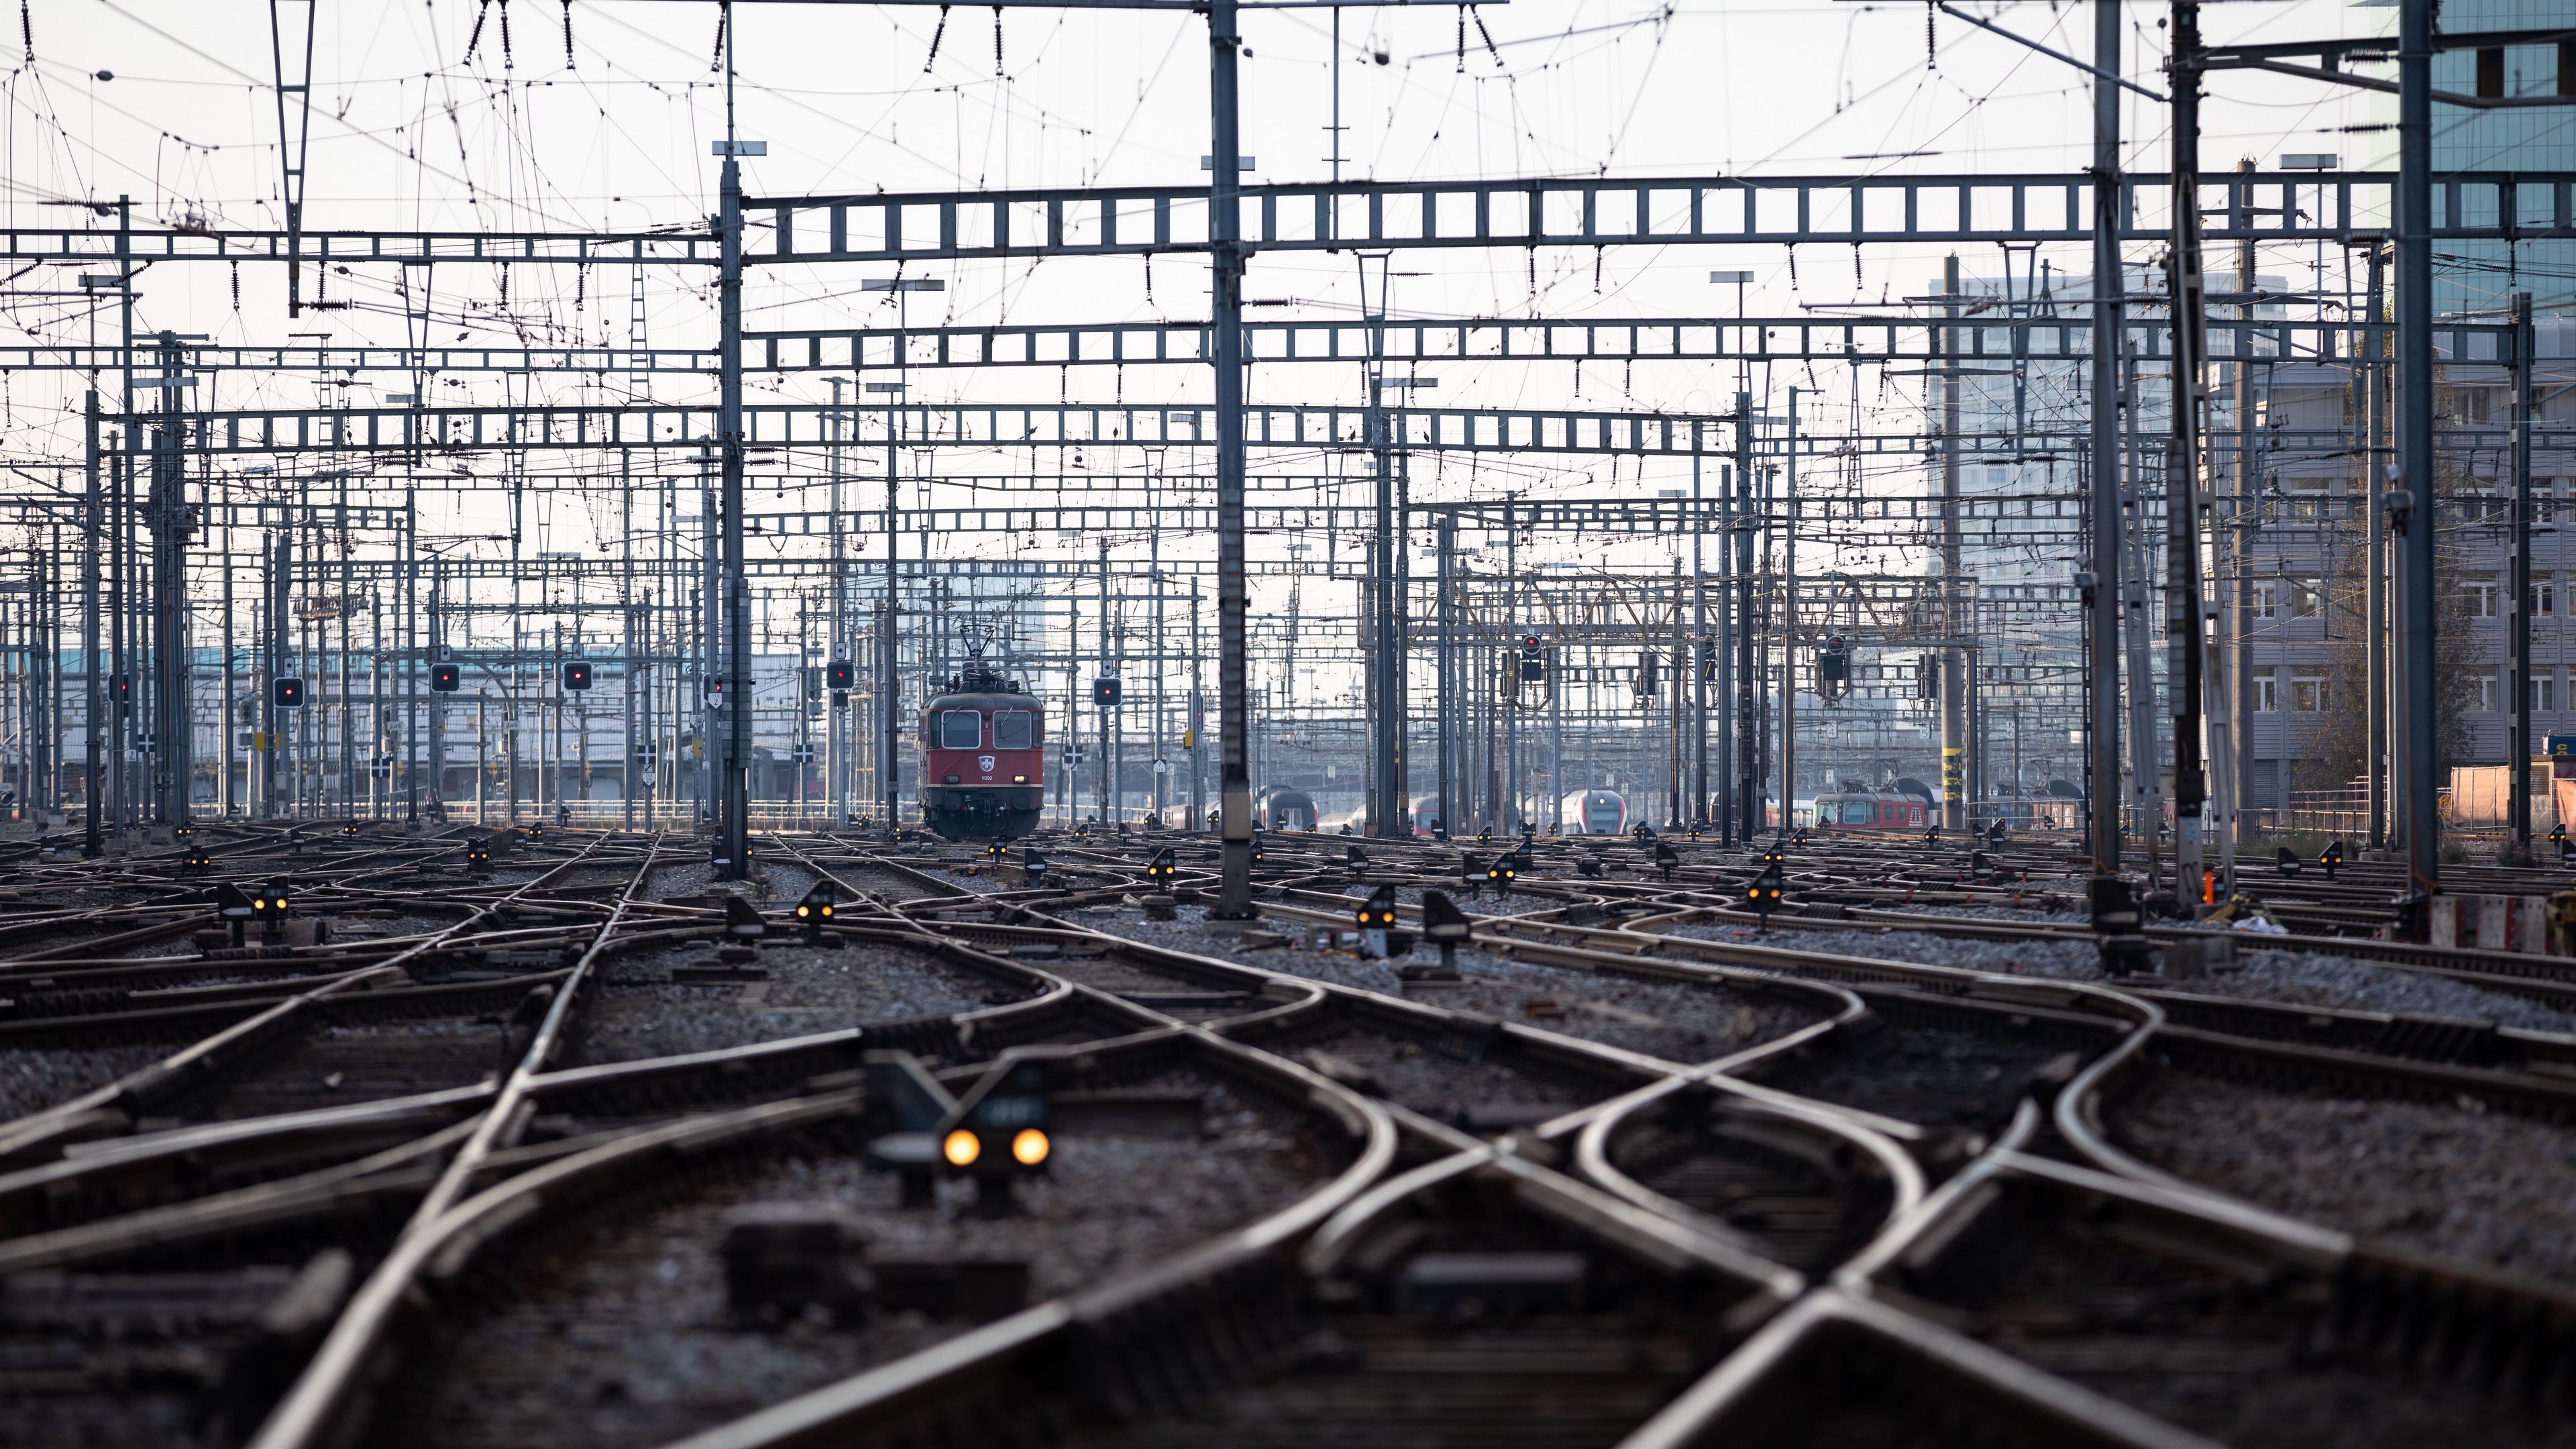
[1662,922,2576,1033]
[2112,1070,2576,1291]
[582,938,1032,1064]
[1084,904,1826,1063]
[0,1043,175,1122]
[388,1075,1335,1449]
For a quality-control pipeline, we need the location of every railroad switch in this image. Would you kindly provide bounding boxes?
[1395,1252,1588,1318]
[863,1051,965,1208]
[1412,890,1472,979]
[2089,875,2152,975]
[722,895,770,945]
[213,881,258,947]
[720,1205,873,1326]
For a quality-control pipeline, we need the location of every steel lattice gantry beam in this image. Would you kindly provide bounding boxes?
[2,316,2518,376]
[744,169,2576,262]
[8,170,2571,270]
[80,403,2576,462]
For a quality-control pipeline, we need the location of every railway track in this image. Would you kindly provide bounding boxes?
[3,824,2571,1448]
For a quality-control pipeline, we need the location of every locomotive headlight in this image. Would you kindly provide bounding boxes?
[1013,775,1027,784]
[1011,1128,1050,1166]
[943,1130,981,1167]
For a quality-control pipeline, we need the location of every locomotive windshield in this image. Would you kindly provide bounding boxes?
[991,709,1038,749]
[937,711,982,749]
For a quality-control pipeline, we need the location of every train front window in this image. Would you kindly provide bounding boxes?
[991,709,1036,749]
[1841,801,1876,825]
[938,710,982,749]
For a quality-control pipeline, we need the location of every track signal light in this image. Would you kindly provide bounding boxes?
[1654,841,1680,881]
[1022,848,1049,886]
[1746,861,1784,925]
[429,660,462,692]
[1355,883,1400,959]
[1144,847,1177,893]
[2319,840,2346,879]
[943,1062,1052,1215]
[826,659,857,692]
[794,883,838,943]
[560,660,594,692]
[273,676,307,708]
[1091,676,1122,707]
[252,879,290,936]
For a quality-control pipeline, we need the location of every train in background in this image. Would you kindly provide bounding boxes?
[1256,787,1320,832]
[1811,791,1930,832]
[1559,789,1631,835]
[919,660,1045,839]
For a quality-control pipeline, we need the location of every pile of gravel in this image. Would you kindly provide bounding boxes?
[2113,1071,2576,1291]
[1668,921,2105,977]
[0,1043,172,1122]
[582,940,1024,1064]
[391,1089,1332,1449]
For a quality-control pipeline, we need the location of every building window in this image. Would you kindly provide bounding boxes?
[2290,673,2327,712]
[2536,674,2559,715]
[2253,672,2279,712]
[2252,581,2279,620]
[2465,574,2499,618]
[2542,577,2559,618]
[2477,672,2499,712]
[2288,577,2324,619]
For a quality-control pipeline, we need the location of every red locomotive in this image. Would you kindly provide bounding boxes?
[919,659,1045,839]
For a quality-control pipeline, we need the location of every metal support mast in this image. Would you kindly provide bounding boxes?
[2165,0,2213,904]
[716,5,751,875]
[1211,0,1255,914]
[2396,0,2440,906]
[2509,291,2536,853]
[2085,0,2123,871]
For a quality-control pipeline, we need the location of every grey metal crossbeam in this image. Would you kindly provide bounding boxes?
[95,402,2576,461]
[123,400,1741,457]
[0,315,2512,376]
[9,170,2571,269]
[747,170,2576,262]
